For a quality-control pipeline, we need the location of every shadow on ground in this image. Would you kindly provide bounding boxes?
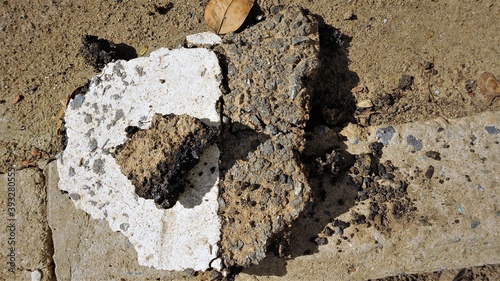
[218,123,271,178]
[242,16,360,276]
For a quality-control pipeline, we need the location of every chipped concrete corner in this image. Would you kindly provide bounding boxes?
[57,47,223,271]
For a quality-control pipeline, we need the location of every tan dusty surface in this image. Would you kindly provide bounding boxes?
[1,0,499,280]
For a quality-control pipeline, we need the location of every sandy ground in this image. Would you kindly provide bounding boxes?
[1,0,499,280]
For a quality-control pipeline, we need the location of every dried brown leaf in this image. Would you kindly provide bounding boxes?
[55,106,65,136]
[204,0,254,35]
[20,159,34,167]
[11,94,24,105]
[478,72,500,105]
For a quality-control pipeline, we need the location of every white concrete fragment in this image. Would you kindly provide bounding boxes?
[57,48,222,271]
[186,32,222,47]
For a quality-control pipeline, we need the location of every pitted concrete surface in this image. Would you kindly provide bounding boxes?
[0,167,54,280]
[217,5,320,267]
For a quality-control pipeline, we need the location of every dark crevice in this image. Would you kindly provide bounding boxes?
[42,163,58,281]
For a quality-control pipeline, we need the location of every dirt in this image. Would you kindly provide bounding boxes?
[113,113,218,209]
[345,150,417,235]
[1,0,499,280]
[79,35,118,71]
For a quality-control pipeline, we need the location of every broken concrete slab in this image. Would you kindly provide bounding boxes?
[237,111,500,280]
[218,5,320,267]
[57,48,222,271]
[0,167,54,280]
[47,110,499,279]
[57,5,322,271]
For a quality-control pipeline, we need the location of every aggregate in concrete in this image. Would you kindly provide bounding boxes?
[217,5,320,267]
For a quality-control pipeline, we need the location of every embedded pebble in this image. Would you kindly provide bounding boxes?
[406,135,423,151]
[356,99,374,108]
[70,94,85,109]
[376,126,395,145]
[426,151,441,160]
[484,125,500,135]
[471,220,481,229]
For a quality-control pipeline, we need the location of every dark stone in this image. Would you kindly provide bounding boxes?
[406,135,423,151]
[80,35,117,72]
[398,75,414,90]
[484,126,500,135]
[425,165,435,179]
[426,151,441,160]
[153,2,173,15]
[376,126,395,145]
[313,236,328,246]
[471,220,480,229]
[369,142,384,158]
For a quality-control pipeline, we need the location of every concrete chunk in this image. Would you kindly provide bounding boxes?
[46,161,193,280]
[221,6,319,135]
[218,6,320,267]
[113,113,219,209]
[57,48,222,271]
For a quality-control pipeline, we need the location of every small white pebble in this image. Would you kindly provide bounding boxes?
[31,270,42,281]
[434,90,440,95]
[211,257,223,271]
[383,18,388,24]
